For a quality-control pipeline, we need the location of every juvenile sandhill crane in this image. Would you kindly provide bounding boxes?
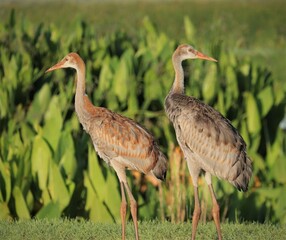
[165,44,252,240]
[46,53,167,240]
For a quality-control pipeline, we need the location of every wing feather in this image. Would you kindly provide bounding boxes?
[85,106,158,173]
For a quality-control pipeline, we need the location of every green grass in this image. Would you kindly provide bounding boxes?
[0,219,285,240]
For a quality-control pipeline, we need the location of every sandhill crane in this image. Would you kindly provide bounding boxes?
[164,44,252,240]
[46,53,167,240]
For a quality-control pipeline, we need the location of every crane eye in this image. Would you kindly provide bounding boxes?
[188,48,195,54]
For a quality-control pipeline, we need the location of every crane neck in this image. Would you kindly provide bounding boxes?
[74,58,88,119]
[170,54,185,95]
[75,58,86,97]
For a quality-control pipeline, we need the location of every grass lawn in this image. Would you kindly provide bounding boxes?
[0,219,285,240]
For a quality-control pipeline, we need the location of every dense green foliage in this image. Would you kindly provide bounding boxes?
[0,7,286,226]
[1,219,286,240]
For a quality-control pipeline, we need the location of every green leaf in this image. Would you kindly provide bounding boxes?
[104,171,121,222]
[143,68,163,109]
[184,16,196,41]
[31,135,51,190]
[87,145,106,202]
[0,202,11,220]
[0,159,11,202]
[48,160,70,211]
[43,96,63,152]
[202,64,218,103]
[26,84,51,126]
[83,171,114,223]
[257,86,274,117]
[113,51,132,104]
[271,156,286,184]
[13,186,30,219]
[244,92,261,135]
[57,131,77,179]
[96,57,113,101]
[226,66,239,100]
[36,202,61,219]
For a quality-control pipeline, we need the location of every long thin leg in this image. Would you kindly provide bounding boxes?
[124,182,139,240]
[185,158,201,240]
[111,162,131,240]
[120,182,127,240]
[191,186,201,240]
[208,184,222,240]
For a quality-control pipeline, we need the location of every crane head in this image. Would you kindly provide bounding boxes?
[175,44,217,62]
[45,52,80,73]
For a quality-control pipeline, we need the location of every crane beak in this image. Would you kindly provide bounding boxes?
[45,60,65,73]
[196,51,218,62]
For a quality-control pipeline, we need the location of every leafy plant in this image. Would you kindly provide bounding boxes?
[0,12,285,224]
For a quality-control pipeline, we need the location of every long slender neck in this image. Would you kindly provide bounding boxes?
[74,58,88,117]
[75,60,86,99]
[170,53,185,94]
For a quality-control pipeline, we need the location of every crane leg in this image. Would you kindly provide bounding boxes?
[185,158,201,240]
[124,182,139,240]
[191,186,201,240]
[208,184,222,240]
[120,182,127,240]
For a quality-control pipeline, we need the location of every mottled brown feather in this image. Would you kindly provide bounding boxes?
[80,95,166,177]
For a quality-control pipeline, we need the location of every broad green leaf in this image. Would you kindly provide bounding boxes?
[217,89,226,116]
[240,119,250,147]
[83,171,114,223]
[59,151,77,180]
[89,191,114,223]
[184,16,196,41]
[202,64,218,103]
[266,131,284,167]
[257,86,274,117]
[127,83,139,115]
[57,131,77,179]
[43,96,63,152]
[113,57,129,104]
[0,89,8,118]
[244,92,261,135]
[31,135,51,190]
[13,186,30,219]
[276,188,286,224]
[96,57,113,100]
[226,66,239,100]
[0,159,11,202]
[36,202,61,219]
[271,156,286,184]
[113,50,134,105]
[48,160,70,211]
[104,171,121,222]
[87,145,106,202]
[142,16,157,37]
[143,68,163,109]
[0,202,11,220]
[26,84,51,126]
[83,171,95,211]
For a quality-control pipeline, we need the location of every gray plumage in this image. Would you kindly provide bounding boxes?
[165,93,252,191]
[164,44,252,240]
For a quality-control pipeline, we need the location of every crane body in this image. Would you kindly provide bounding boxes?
[165,44,252,240]
[46,53,167,240]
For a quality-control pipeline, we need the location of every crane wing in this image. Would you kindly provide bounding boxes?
[86,106,159,174]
